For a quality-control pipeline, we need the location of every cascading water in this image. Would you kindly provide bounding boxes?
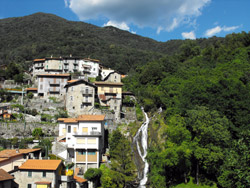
[134,108,150,188]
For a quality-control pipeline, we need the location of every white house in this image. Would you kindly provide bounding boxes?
[57,115,105,173]
[78,58,100,78]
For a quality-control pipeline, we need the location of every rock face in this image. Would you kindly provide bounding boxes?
[25,114,41,122]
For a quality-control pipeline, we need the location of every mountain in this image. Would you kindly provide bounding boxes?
[0,12,224,73]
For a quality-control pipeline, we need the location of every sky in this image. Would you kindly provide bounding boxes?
[0,0,249,42]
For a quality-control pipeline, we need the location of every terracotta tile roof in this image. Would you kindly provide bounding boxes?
[63,118,78,123]
[74,176,87,183]
[37,74,70,77]
[58,115,105,123]
[95,81,123,86]
[35,181,51,185]
[19,148,41,154]
[25,88,38,91]
[99,94,106,101]
[77,115,105,121]
[0,149,41,159]
[19,160,62,171]
[0,158,8,162]
[57,118,67,122]
[67,80,78,83]
[34,59,45,62]
[0,169,14,181]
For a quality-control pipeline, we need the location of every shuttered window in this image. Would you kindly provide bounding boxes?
[82,127,88,133]
[77,138,85,144]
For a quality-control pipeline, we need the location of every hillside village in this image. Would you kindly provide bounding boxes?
[0,56,137,188]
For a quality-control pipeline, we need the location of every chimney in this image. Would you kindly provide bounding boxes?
[16,148,19,153]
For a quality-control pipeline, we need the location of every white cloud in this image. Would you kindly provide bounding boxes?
[103,20,130,31]
[205,25,240,37]
[182,31,196,39]
[64,0,69,7]
[65,0,210,32]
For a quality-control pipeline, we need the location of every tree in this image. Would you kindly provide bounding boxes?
[109,130,136,187]
[32,128,44,139]
[84,168,102,188]
[186,106,231,185]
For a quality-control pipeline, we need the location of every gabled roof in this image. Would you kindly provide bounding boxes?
[19,160,62,171]
[0,169,14,181]
[103,71,121,81]
[0,148,41,159]
[65,79,96,88]
[58,115,105,123]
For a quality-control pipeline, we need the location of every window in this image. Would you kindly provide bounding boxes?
[82,127,88,133]
[92,127,97,131]
[78,150,86,155]
[71,87,74,91]
[40,78,43,82]
[77,138,85,144]
[87,138,96,144]
[14,166,18,170]
[68,126,71,133]
[28,171,32,177]
[43,171,46,177]
[73,127,77,133]
[40,84,43,90]
[88,151,96,155]
[27,184,32,188]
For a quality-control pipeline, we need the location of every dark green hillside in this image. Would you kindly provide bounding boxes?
[0,12,227,74]
[123,31,250,187]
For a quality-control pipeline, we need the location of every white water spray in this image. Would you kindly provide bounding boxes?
[134,108,150,188]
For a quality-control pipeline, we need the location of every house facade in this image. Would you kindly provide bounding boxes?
[78,58,100,78]
[57,115,105,173]
[13,159,63,188]
[0,149,41,172]
[65,79,96,117]
[95,81,123,121]
[37,74,70,99]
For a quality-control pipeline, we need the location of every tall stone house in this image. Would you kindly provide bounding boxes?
[37,74,70,100]
[57,115,105,173]
[65,79,96,117]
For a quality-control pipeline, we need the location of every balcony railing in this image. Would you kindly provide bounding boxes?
[73,131,101,136]
[49,88,60,93]
[49,81,60,85]
[81,89,93,95]
[61,175,73,182]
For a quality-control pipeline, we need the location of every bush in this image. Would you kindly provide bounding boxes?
[27,92,34,99]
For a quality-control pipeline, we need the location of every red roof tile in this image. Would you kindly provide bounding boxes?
[19,160,62,171]
[0,169,14,181]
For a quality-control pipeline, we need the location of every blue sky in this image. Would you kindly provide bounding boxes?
[0,0,249,42]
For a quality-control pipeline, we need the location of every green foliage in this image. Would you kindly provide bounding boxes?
[0,89,13,102]
[48,97,58,103]
[32,128,44,139]
[27,92,34,99]
[84,168,102,187]
[41,113,53,122]
[135,104,143,121]
[109,130,136,187]
[11,104,24,113]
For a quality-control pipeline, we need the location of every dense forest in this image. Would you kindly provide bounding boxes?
[1,12,250,187]
[123,31,250,187]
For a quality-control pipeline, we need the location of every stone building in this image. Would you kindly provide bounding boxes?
[65,79,96,117]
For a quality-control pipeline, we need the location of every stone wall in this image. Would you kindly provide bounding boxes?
[0,122,58,139]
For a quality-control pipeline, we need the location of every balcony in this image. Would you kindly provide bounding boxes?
[73,131,101,136]
[49,81,60,85]
[49,87,60,93]
[60,175,74,182]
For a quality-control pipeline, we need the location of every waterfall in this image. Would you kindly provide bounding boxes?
[134,108,150,188]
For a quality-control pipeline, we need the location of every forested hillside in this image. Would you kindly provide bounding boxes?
[123,31,250,187]
[0,12,224,74]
